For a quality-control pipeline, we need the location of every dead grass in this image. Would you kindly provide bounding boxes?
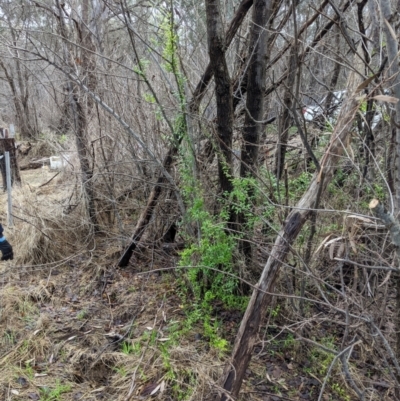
[0,162,228,400]
[7,178,90,266]
[0,255,229,401]
[0,159,397,401]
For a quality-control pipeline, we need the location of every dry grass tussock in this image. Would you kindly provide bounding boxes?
[10,184,90,266]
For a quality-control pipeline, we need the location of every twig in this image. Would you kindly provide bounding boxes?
[317,340,361,401]
[334,257,398,271]
[11,213,52,240]
[38,172,60,188]
[246,391,297,401]
[367,319,400,379]
[341,352,365,400]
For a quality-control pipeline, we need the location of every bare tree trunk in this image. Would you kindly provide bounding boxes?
[78,0,98,230]
[55,0,98,231]
[274,45,297,180]
[71,97,98,230]
[205,0,234,196]
[379,1,400,395]
[240,0,271,178]
[0,59,37,139]
[368,0,380,51]
[238,0,271,262]
[324,26,342,114]
[119,1,255,267]
[214,46,365,401]
[81,0,97,112]
[190,0,254,115]
[369,199,400,395]
[14,47,38,138]
[0,138,21,190]
[380,0,400,210]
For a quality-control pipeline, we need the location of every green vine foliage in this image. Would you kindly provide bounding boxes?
[179,173,253,306]
[161,14,179,74]
[177,149,253,351]
[161,12,186,107]
[159,10,252,350]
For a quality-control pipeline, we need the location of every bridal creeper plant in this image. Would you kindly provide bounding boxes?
[149,11,251,351]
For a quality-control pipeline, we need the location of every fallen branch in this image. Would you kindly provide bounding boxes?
[38,172,60,188]
[20,158,50,170]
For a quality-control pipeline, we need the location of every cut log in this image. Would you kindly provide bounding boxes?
[20,158,50,170]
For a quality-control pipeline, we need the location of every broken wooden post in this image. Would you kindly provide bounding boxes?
[5,152,13,227]
[0,136,21,190]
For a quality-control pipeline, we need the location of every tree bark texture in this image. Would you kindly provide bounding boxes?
[380,0,400,212]
[71,97,98,229]
[233,0,345,112]
[214,46,365,401]
[369,199,400,391]
[324,26,342,115]
[0,59,37,140]
[53,0,98,230]
[274,44,297,180]
[240,0,271,179]
[205,0,234,195]
[190,0,254,114]
[238,0,271,261]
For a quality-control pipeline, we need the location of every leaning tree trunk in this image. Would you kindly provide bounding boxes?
[214,45,365,401]
[369,199,400,395]
[118,148,176,267]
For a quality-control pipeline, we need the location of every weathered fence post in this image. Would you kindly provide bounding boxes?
[5,152,13,226]
[0,135,21,190]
